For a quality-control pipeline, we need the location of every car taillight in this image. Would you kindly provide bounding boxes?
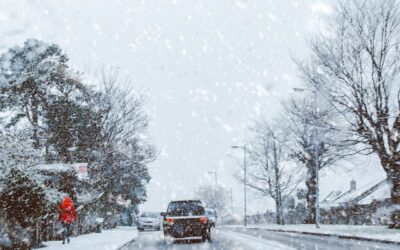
[165,218,175,225]
[199,217,208,224]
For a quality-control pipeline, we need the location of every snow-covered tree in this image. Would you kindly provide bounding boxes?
[0,39,69,149]
[299,0,400,228]
[0,131,42,176]
[45,87,96,163]
[0,39,92,165]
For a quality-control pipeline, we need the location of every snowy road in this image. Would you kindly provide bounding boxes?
[120,227,400,250]
[120,228,294,250]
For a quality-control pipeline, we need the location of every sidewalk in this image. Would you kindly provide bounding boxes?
[227,224,400,244]
[43,226,137,250]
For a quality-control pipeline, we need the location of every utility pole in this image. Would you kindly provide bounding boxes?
[230,188,234,214]
[313,90,321,229]
[231,145,247,226]
[244,146,247,226]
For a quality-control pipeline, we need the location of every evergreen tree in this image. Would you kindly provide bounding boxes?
[0,39,69,149]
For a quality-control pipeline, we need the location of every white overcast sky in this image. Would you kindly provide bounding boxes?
[1,0,385,215]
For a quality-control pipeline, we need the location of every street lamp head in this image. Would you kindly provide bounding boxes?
[231,145,240,149]
[293,87,306,92]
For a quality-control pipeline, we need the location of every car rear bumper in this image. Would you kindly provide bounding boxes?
[138,223,160,230]
[139,225,159,229]
[167,236,203,241]
[164,225,208,238]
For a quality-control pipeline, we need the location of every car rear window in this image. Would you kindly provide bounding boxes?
[206,210,215,216]
[141,212,159,218]
[167,201,205,216]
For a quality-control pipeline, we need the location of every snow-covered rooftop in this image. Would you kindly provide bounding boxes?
[321,190,342,203]
[77,192,104,204]
[321,178,389,208]
[34,163,69,171]
[357,181,391,205]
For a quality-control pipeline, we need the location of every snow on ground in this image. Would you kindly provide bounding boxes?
[121,228,295,250]
[43,226,137,250]
[229,224,400,243]
[218,230,295,250]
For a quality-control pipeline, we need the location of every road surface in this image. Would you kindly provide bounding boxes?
[120,227,400,250]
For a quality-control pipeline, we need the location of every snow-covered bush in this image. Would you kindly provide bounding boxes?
[0,168,49,249]
[0,212,11,249]
[0,132,46,248]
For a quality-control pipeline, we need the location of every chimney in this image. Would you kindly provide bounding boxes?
[350,179,356,192]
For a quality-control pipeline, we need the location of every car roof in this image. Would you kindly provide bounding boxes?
[140,211,160,215]
[169,200,201,203]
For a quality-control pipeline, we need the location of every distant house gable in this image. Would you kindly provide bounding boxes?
[322,178,389,208]
[321,190,342,203]
[351,179,388,204]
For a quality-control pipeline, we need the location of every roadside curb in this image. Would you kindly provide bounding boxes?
[225,226,400,246]
[117,239,135,250]
[116,229,138,250]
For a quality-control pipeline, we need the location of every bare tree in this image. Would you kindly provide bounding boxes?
[91,69,156,218]
[284,96,350,224]
[195,184,229,214]
[244,119,301,225]
[98,69,149,147]
[299,0,400,227]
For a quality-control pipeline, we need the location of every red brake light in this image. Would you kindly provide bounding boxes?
[165,218,175,225]
[199,217,208,224]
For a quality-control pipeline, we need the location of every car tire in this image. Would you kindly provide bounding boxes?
[206,228,212,242]
[201,229,211,242]
[138,228,144,232]
[164,232,174,245]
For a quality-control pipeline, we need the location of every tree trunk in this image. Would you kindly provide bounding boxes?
[274,173,284,224]
[272,140,284,225]
[32,94,40,149]
[389,161,400,228]
[305,166,317,224]
[279,193,284,225]
[275,198,283,225]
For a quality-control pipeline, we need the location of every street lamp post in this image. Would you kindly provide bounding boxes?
[230,188,234,214]
[293,87,320,229]
[231,145,247,226]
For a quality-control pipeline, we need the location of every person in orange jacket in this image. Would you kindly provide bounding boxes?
[58,196,78,244]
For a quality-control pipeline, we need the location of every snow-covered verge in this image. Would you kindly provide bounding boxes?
[42,226,137,250]
[226,224,400,243]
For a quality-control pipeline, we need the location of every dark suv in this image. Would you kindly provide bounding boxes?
[161,200,211,242]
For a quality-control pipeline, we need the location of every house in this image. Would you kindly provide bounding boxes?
[320,178,392,225]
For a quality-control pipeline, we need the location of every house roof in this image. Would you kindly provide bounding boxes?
[357,180,391,205]
[321,178,389,208]
[321,190,342,203]
[34,163,72,172]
